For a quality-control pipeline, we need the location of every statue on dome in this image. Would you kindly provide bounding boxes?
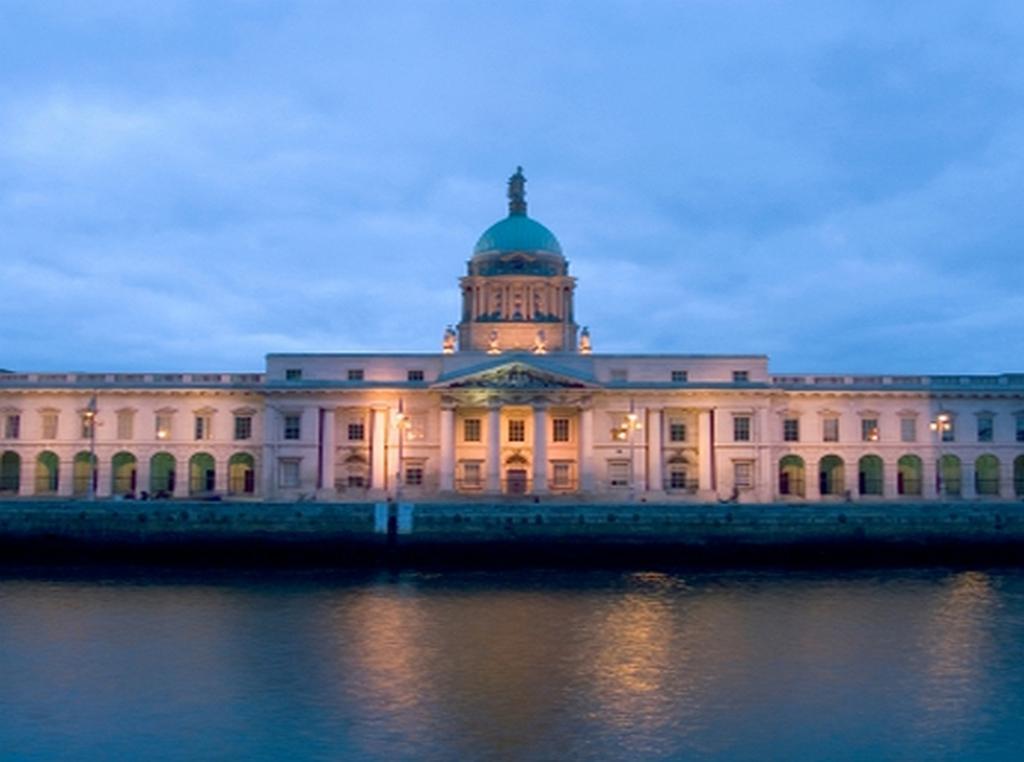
[533,330,547,355]
[507,166,527,216]
[442,325,457,354]
[579,326,592,354]
[487,330,501,354]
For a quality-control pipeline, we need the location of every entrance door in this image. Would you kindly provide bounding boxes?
[507,469,528,495]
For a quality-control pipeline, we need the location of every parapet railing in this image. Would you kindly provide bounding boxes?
[0,372,266,386]
[771,374,1024,388]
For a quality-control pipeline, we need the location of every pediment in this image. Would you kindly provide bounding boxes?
[435,360,594,390]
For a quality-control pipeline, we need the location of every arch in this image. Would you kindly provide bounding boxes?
[150,452,176,497]
[189,452,216,495]
[1015,455,1024,498]
[778,455,805,497]
[228,452,256,496]
[938,454,962,497]
[975,454,1000,497]
[72,451,97,496]
[111,451,138,496]
[858,455,883,496]
[0,451,21,494]
[897,455,923,496]
[819,455,845,496]
[35,451,60,495]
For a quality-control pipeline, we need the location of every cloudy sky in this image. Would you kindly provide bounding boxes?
[2,1,1023,374]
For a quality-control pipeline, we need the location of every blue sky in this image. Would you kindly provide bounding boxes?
[2,1,1023,374]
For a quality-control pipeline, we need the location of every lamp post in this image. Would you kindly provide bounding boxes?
[393,399,411,501]
[620,400,643,502]
[929,413,951,498]
[84,395,98,502]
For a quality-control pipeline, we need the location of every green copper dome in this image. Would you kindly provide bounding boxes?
[473,214,563,255]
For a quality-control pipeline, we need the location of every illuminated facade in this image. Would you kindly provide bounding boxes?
[2,169,1024,503]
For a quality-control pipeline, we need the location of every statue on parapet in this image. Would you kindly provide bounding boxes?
[579,326,592,354]
[487,329,501,355]
[533,329,547,355]
[442,325,457,354]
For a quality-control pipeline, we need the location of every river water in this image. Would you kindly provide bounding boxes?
[2,564,1024,761]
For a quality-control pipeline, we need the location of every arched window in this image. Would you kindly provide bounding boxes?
[111,451,137,496]
[975,455,1000,496]
[72,451,97,496]
[779,455,805,497]
[150,452,176,497]
[189,453,216,495]
[819,455,845,496]
[938,454,962,497]
[228,453,256,496]
[0,451,21,494]
[897,455,922,496]
[858,455,883,496]
[35,451,59,495]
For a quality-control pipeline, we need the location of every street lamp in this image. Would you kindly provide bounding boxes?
[393,399,412,501]
[929,413,951,498]
[84,395,98,502]
[619,400,643,502]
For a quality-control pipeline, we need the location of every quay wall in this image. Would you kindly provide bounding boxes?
[2,500,1024,564]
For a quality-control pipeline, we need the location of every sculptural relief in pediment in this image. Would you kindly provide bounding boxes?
[447,364,587,390]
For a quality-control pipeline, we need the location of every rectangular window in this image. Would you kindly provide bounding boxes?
[823,418,839,442]
[669,421,687,442]
[508,419,525,442]
[194,415,212,441]
[155,414,172,441]
[783,418,800,442]
[234,415,252,440]
[463,418,481,442]
[552,418,570,442]
[669,469,689,490]
[4,414,20,439]
[81,416,95,439]
[900,417,916,443]
[283,414,301,440]
[279,459,300,488]
[732,370,750,383]
[1017,414,1024,443]
[733,416,751,442]
[977,415,994,443]
[407,369,424,381]
[117,411,134,440]
[861,418,879,442]
[608,460,630,487]
[41,412,58,440]
[347,422,365,441]
[285,368,302,381]
[671,370,688,383]
[734,461,753,489]
[552,462,572,488]
[404,466,424,486]
[942,419,955,442]
[347,369,364,381]
[462,462,482,487]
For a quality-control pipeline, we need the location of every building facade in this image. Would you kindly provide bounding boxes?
[3,169,1024,503]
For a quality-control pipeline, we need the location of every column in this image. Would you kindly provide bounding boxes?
[439,404,455,492]
[137,454,151,498]
[698,409,713,493]
[319,406,336,498]
[58,454,74,497]
[962,460,976,499]
[173,453,189,498]
[882,458,899,499]
[646,407,663,493]
[844,456,859,499]
[96,453,112,498]
[262,407,278,499]
[370,406,387,494]
[757,409,772,502]
[19,456,35,497]
[486,403,501,494]
[533,403,548,493]
[923,456,939,499]
[579,406,595,492]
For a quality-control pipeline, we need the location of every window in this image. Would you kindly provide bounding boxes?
[900,417,916,443]
[194,414,212,441]
[347,422,365,441]
[463,418,481,442]
[671,370,688,383]
[552,418,570,442]
[783,418,800,442]
[234,415,252,440]
[347,369,364,381]
[552,462,572,488]
[3,414,20,439]
[283,414,301,440]
[41,412,58,440]
[668,466,689,489]
[609,369,628,382]
[404,466,424,486]
[822,418,839,442]
[732,370,750,383]
[733,415,751,442]
[279,459,300,488]
[285,368,302,381]
[117,410,134,440]
[508,419,525,442]
[861,418,879,442]
[669,420,687,442]
[608,460,630,487]
[407,369,424,381]
[977,415,994,443]
[734,461,753,489]
[940,417,955,442]
[1017,414,1024,443]
[155,413,172,441]
[462,461,482,488]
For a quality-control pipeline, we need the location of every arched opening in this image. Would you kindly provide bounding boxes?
[35,451,60,495]
[189,452,216,496]
[858,455,883,496]
[819,455,845,496]
[504,452,529,495]
[111,451,137,497]
[938,454,962,497]
[72,451,97,496]
[975,454,1000,497]
[778,455,805,497]
[150,452,176,497]
[0,451,21,494]
[897,455,922,496]
[665,454,692,492]
[342,452,368,492]
[228,453,256,496]
[1015,456,1024,497]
